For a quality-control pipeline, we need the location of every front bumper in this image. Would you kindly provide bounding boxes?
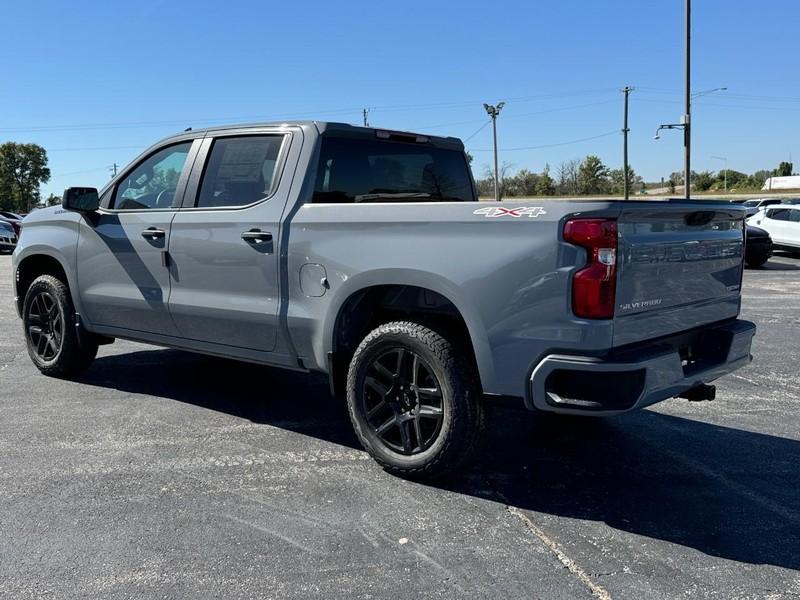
[529,319,756,415]
[745,238,773,259]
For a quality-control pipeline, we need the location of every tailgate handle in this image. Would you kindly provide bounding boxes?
[685,211,716,226]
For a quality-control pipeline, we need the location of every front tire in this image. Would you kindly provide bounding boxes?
[745,251,770,268]
[346,321,485,479]
[22,274,98,377]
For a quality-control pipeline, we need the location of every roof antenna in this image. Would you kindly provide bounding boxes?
[184,126,192,132]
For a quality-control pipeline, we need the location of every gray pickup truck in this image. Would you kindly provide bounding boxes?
[11,121,755,477]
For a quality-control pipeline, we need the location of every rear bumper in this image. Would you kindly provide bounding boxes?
[528,319,756,415]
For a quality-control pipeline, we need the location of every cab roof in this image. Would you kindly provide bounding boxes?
[159,121,465,150]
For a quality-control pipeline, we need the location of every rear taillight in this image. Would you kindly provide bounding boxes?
[563,218,618,319]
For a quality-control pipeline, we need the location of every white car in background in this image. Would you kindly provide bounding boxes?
[751,205,800,253]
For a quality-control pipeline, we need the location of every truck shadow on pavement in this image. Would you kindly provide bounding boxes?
[80,348,800,572]
[761,252,800,270]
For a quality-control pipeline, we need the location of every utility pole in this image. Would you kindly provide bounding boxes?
[362,108,370,127]
[654,1,709,199]
[110,163,118,178]
[483,102,505,202]
[684,0,692,199]
[622,86,634,200]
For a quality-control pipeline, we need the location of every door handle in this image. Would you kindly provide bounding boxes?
[141,227,166,240]
[241,230,273,244]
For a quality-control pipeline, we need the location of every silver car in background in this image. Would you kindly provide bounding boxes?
[0,219,17,253]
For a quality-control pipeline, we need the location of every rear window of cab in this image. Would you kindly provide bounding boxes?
[312,136,475,204]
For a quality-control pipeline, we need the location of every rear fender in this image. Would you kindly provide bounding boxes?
[320,268,495,391]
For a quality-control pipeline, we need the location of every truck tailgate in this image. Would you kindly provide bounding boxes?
[613,203,745,347]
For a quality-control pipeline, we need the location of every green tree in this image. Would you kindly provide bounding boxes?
[693,171,715,191]
[475,176,494,198]
[748,170,771,189]
[478,162,513,199]
[509,169,539,196]
[0,142,51,212]
[715,169,747,189]
[556,159,580,195]
[45,193,62,206]
[535,164,556,196]
[578,155,610,195]
[774,161,794,177]
[609,165,640,195]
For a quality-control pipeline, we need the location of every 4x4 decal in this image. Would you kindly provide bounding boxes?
[474,206,547,218]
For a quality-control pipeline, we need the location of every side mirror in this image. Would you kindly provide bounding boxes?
[62,187,100,213]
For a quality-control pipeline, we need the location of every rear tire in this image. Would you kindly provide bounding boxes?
[22,274,98,377]
[346,321,485,479]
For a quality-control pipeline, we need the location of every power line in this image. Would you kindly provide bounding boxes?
[636,97,800,112]
[47,145,146,152]
[501,99,619,121]
[637,86,800,103]
[369,88,618,113]
[0,89,621,134]
[418,98,619,132]
[469,130,619,152]
[49,165,114,179]
[34,99,622,170]
[462,120,491,143]
[30,99,624,155]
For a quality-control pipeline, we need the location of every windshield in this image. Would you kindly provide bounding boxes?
[312,136,475,203]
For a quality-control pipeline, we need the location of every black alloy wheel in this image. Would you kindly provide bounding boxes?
[22,274,98,377]
[25,290,64,361]
[362,347,445,455]
[346,321,486,479]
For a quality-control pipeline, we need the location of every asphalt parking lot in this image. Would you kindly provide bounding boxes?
[1,253,799,599]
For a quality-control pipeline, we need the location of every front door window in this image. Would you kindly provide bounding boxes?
[113,142,192,210]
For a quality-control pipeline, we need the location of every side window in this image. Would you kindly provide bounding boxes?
[790,210,800,223]
[312,136,475,204]
[766,208,790,221]
[196,136,284,208]
[112,142,192,210]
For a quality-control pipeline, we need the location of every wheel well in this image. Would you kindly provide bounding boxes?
[15,255,69,314]
[329,285,479,397]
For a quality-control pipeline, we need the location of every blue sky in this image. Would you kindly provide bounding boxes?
[2,0,799,197]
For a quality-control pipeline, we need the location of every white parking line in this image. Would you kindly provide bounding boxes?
[508,506,613,600]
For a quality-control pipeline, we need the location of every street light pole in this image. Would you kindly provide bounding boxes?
[684,0,691,200]
[712,156,728,193]
[622,86,634,200]
[483,102,505,202]
[655,88,726,194]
